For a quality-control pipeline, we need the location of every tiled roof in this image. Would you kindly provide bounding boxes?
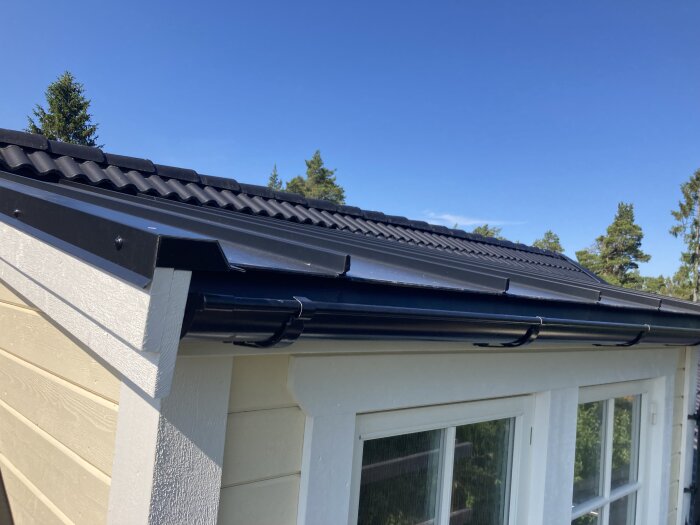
[0,128,593,283]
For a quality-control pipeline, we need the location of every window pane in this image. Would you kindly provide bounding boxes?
[609,493,636,525]
[572,509,601,525]
[450,418,513,525]
[612,396,640,490]
[573,401,605,505]
[358,430,442,525]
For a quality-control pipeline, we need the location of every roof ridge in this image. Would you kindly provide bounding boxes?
[0,127,568,261]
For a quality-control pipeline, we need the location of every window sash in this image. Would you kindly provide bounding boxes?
[350,396,530,525]
[572,381,648,525]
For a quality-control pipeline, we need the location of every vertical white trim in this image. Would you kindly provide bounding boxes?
[437,426,456,525]
[296,414,357,525]
[541,387,579,525]
[679,347,699,525]
[108,356,233,525]
[601,399,615,525]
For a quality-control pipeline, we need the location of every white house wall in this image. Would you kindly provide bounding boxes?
[287,344,684,525]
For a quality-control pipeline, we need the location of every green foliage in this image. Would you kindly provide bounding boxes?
[573,401,603,501]
[667,265,695,300]
[267,164,283,191]
[533,230,564,253]
[450,419,511,525]
[265,150,346,204]
[573,397,636,524]
[26,71,100,147]
[575,203,650,286]
[670,169,700,301]
[471,224,506,240]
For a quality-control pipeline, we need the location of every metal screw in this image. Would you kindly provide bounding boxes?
[12,209,21,218]
[114,236,124,250]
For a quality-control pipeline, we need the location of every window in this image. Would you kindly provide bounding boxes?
[350,396,531,525]
[572,383,647,525]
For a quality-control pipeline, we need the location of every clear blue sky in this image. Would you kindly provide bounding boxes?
[2,1,699,276]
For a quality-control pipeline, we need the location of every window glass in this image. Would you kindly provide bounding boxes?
[572,510,601,525]
[609,494,636,525]
[573,401,605,504]
[611,396,639,490]
[572,392,642,524]
[358,429,441,525]
[451,418,513,525]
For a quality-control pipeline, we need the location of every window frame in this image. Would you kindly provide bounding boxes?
[349,395,533,525]
[572,380,652,524]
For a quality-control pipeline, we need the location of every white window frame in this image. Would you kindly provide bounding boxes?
[572,380,652,525]
[348,395,534,525]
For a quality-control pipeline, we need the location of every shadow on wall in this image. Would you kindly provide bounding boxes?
[0,468,13,525]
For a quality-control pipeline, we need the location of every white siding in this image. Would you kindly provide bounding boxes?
[219,355,302,525]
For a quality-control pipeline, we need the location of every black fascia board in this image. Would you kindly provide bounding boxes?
[0,171,230,285]
[183,269,700,347]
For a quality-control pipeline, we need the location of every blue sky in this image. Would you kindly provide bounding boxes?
[2,1,699,276]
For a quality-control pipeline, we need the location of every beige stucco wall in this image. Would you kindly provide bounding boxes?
[0,281,120,524]
[218,355,304,525]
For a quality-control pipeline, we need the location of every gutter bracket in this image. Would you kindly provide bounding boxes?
[475,317,542,348]
[237,296,316,348]
[593,324,650,347]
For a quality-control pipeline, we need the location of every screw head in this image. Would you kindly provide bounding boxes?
[114,236,124,250]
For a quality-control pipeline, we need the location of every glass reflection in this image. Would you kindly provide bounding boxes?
[358,430,442,525]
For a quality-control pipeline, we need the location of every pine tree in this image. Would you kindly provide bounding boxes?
[285,175,307,196]
[670,169,700,301]
[575,202,650,286]
[301,150,345,204]
[27,71,100,146]
[275,150,346,204]
[533,230,564,253]
[471,224,506,240]
[267,164,283,191]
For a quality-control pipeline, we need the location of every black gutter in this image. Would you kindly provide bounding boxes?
[182,293,700,348]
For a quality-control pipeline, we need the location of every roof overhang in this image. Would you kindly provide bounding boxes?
[3,168,700,357]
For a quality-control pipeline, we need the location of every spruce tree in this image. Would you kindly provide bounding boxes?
[670,169,700,301]
[301,150,345,204]
[533,230,564,253]
[27,71,100,146]
[575,202,650,286]
[267,164,283,191]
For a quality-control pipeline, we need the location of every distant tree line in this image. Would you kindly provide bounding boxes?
[468,195,698,301]
[26,72,700,301]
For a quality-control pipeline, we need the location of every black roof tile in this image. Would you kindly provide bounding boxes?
[0,127,594,281]
[238,182,275,199]
[0,128,48,150]
[48,140,104,162]
[199,174,241,192]
[104,152,155,173]
[154,164,199,183]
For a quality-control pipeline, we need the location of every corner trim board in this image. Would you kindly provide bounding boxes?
[0,220,191,398]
